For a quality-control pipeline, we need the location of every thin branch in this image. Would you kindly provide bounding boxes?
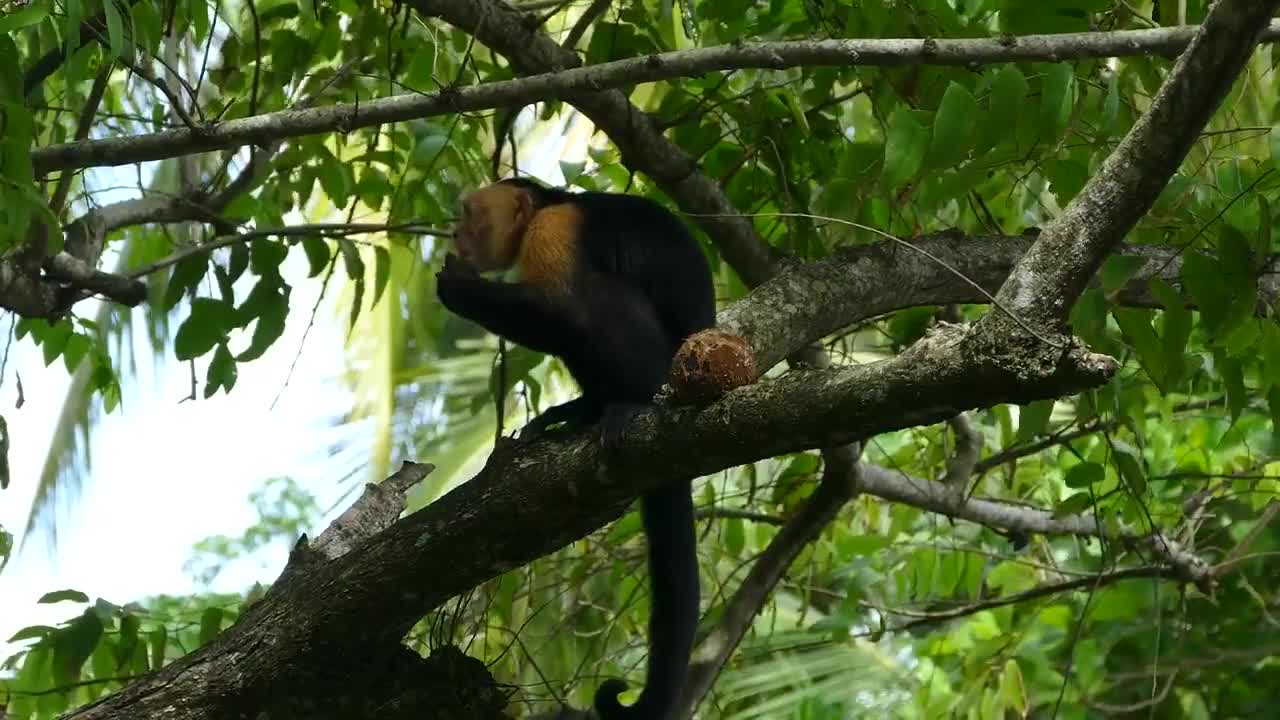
[123,222,449,280]
[118,52,199,130]
[561,0,610,50]
[694,507,784,526]
[885,565,1172,633]
[941,412,981,487]
[48,66,112,217]
[30,22,1280,177]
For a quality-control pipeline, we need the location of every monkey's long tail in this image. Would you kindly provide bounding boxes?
[594,478,699,720]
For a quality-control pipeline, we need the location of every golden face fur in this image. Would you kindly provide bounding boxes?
[451,183,534,272]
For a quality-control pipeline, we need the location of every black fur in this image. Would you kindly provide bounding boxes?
[436,178,715,720]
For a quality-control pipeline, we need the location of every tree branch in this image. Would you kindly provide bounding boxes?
[27,20,1276,213]
[719,233,1280,375]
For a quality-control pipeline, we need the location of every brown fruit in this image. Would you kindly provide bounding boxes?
[668,328,755,404]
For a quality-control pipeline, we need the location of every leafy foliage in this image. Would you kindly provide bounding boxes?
[2,0,1280,718]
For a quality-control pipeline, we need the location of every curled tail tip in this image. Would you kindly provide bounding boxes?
[592,678,631,719]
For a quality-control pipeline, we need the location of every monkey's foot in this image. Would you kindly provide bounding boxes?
[521,399,595,440]
[599,403,644,454]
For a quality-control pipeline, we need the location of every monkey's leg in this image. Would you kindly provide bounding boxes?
[598,402,648,453]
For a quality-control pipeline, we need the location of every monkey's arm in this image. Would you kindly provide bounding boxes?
[436,255,583,354]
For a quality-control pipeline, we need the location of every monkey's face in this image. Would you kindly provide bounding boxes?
[452,185,532,272]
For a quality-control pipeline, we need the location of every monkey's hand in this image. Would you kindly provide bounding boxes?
[435,253,481,310]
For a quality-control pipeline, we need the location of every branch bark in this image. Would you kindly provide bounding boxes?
[718,233,1280,375]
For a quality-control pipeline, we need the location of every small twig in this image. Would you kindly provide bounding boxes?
[693,507,785,526]
[1213,501,1280,577]
[49,66,111,217]
[125,222,449,279]
[941,413,982,487]
[562,0,610,50]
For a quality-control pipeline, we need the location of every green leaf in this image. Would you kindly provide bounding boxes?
[882,105,928,189]
[371,246,391,307]
[724,517,745,557]
[40,320,73,366]
[213,263,235,303]
[149,627,168,669]
[52,610,103,685]
[1113,307,1166,390]
[1219,226,1258,331]
[1070,288,1108,344]
[115,614,140,669]
[236,283,290,362]
[1262,323,1280,392]
[1044,159,1088,206]
[8,625,56,642]
[205,343,238,398]
[301,236,331,278]
[198,607,224,646]
[250,238,288,276]
[317,153,350,206]
[1016,400,1053,443]
[130,1,162,55]
[1100,253,1146,293]
[1039,63,1075,140]
[1101,72,1120,136]
[999,659,1027,714]
[560,160,586,183]
[1112,443,1147,496]
[174,298,236,360]
[1065,462,1104,489]
[40,586,90,602]
[985,66,1028,151]
[927,82,977,170]
[339,240,366,329]
[227,243,250,282]
[102,0,125,60]
[1151,280,1191,390]
[1054,492,1094,518]
[62,332,91,373]
[1181,251,1230,338]
[338,239,365,279]
[1218,352,1246,423]
[163,253,209,311]
[0,3,50,33]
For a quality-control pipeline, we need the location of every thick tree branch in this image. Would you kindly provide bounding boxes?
[59,296,1115,717]
[720,233,1280,375]
[991,0,1280,333]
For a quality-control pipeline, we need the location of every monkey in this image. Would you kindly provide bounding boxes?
[435,177,716,720]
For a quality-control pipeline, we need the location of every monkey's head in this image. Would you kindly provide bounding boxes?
[451,182,536,272]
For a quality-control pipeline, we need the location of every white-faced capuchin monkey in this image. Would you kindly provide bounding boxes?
[436,177,716,720]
